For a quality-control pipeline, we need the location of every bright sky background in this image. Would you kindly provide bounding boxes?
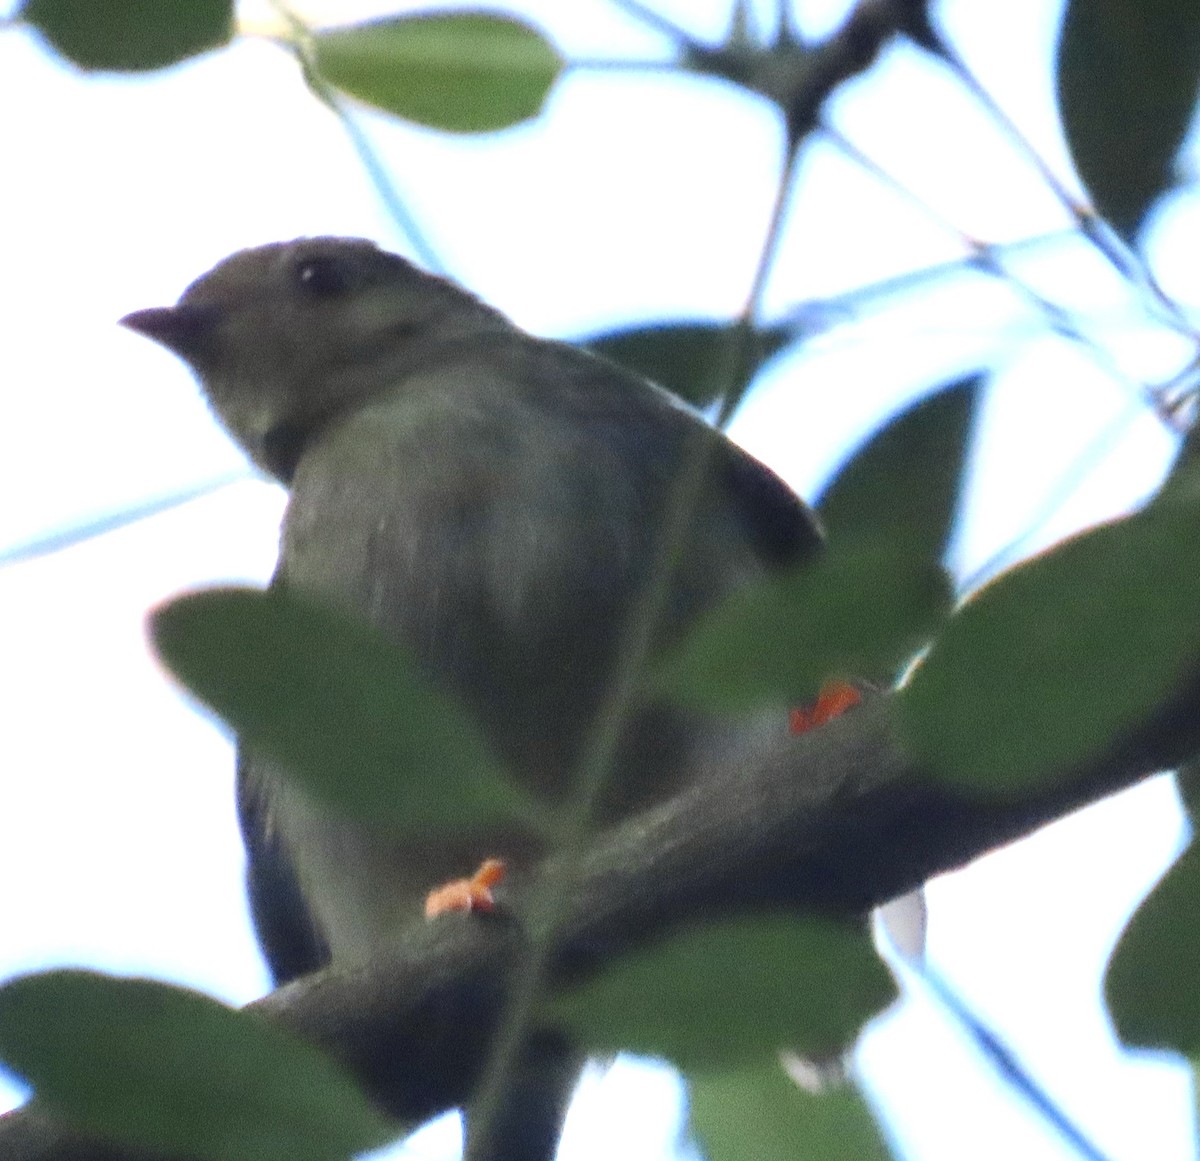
[1,1,1198,1159]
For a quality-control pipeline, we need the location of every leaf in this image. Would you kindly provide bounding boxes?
[653,372,975,716]
[657,544,951,712]
[584,322,794,408]
[900,503,1200,794]
[689,1059,893,1161]
[20,0,231,71]
[0,970,396,1161]
[150,586,539,831]
[818,376,982,567]
[547,914,895,1070]
[1106,842,1200,1053]
[313,12,562,134]
[1057,0,1200,239]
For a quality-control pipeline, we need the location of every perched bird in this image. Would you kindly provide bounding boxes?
[121,237,824,1160]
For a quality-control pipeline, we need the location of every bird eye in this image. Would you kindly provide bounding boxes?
[294,255,352,297]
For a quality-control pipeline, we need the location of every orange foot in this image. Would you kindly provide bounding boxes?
[424,858,508,919]
[788,680,863,735]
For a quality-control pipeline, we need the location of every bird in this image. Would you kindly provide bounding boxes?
[121,236,825,1160]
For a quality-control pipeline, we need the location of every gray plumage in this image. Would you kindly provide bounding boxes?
[122,236,822,1156]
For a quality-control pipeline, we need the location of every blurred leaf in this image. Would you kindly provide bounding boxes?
[1057,0,1200,239]
[689,1059,893,1161]
[818,376,982,566]
[0,970,395,1161]
[547,914,895,1069]
[21,0,231,71]
[657,544,951,711]
[655,376,976,714]
[314,13,562,133]
[900,503,1200,794]
[150,586,539,830]
[1106,842,1200,1053]
[584,322,794,408]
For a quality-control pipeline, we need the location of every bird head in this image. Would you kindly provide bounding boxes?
[120,237,508,479]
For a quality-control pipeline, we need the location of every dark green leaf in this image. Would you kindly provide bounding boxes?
[20,0,231,71]
[547,915,895,1069]
[689,1059,893,1161]
[313,13,562,133]
[818,376,982,566]
[1106,843,1200,1053]
[1057,0,1200,239]
[584,323,794,408]
[900,503,1200,793]
[0,970,396,1161]
[657,545,951,711]
[150,586,539,830]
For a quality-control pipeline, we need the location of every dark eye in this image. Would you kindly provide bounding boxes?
[294,255,353,297]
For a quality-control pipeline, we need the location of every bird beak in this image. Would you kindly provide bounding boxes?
[120,303,221,361]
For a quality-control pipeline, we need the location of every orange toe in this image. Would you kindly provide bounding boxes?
[424,858,508,919]
[789,680,862,735]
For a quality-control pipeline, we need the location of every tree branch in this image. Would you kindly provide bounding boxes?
[5,678,1199,1159]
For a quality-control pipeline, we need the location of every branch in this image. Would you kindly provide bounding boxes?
[5,678,1199,1159]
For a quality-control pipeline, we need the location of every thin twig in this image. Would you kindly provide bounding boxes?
[266,3,446,275]
[920,964,1116,1161]
[564,57,686,72]
[0,471,250,568]
[772,227,1079,334]
[309,87,447,276]
[918,23,1199,346]
[604,0,699,46]
[820,120,1180,426]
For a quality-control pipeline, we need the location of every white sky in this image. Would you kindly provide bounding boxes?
[1,1,1198,1159]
